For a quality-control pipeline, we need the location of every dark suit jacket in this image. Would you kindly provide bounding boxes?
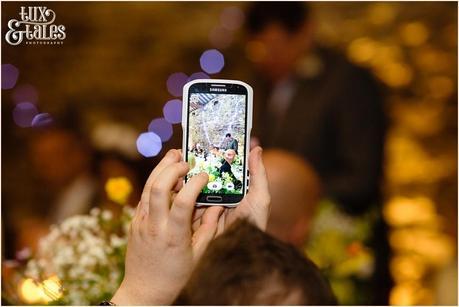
[255,48,386,215]
[254,48,391,304]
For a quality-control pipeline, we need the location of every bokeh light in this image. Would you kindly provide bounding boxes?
[41,275,63,303]
[375,62,413,88]
[18,275,62,305]
[383,196,437,227]
[427,76,454,100]
[389,282,424,305]
[220,6,245,31]
[105,177,133,205]
[2,64,19,90]
[390,254,426,282]
[347,37,379,65]
[12,102,38,128]
[399,22,429,47]
[166,72,188,97]
[18,278,45,304]
[136,132,162,158]
[163,99,182,124]
[148,117,173,142]
[367,3,397,26]
[12,84,38,104]
[188,71,210,82]
[31,113,53,128]
[199,49,225,74]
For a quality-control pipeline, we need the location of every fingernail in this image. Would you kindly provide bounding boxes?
[258,147,263,159]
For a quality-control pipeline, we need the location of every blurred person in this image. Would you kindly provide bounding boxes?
[28,127,97,222]
[209,145,222,159]
[246,2,386,215]
[219,148,237,172]
[11,123,98,251]
[263,149,322,247]
[219,148,242,189]
[221,132,239,154]
[245,2,389,304]
[110,147,271,305]
[175,219,336,305]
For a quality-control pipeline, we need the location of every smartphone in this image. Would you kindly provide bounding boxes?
[182,79,253,206]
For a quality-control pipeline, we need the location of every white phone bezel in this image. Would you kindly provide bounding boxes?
[181,79,253,207]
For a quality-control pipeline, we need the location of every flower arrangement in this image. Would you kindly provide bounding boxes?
[187,152,243,194]
[2,197,377,305]
[3,207,134,305]
[305,199,378,305]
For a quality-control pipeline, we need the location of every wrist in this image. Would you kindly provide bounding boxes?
[111,279,176,306]
[111,282,140,306]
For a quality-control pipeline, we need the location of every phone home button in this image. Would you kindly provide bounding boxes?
[206,196,223,203]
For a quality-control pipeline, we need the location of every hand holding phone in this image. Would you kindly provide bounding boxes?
[112,147,271,305]
[111,149,223,306]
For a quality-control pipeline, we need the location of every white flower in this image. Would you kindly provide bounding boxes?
[90,207,101,216]
[207,181,223,191]
[68,291,88,306]
[88,245,107,263]
[110,234,126,248]
[101,210,113,221]
[22,207,133,305]
[225,182,235,191]
[25,260,40,280]
[123,206,135,218]
[79,254,97,268]
[212,161,222,168]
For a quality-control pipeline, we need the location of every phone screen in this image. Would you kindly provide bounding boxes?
[185,82,248,204]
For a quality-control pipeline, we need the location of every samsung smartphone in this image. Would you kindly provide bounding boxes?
[182,79,253,206]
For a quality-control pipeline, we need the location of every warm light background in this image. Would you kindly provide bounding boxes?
[2,2,457,305]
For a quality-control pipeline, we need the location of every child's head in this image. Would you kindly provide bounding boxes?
[174,219,336,305]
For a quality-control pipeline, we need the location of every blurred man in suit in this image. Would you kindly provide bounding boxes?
[245,2,389,304]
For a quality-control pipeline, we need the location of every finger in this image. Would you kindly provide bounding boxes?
[191,211,204,232]
[170,192,178,206]
[129,201,143,236]
[192,206,224,262]
[192,207,206,232]
[250,136,260,150]
[168,173,208,239]
[134,200,142,216]
[215,208,228,237]
[139,149,182,213]
[247,146,270,200]
[245,146,271,230]
[192,217,200,233]
[173,177,184,192]
[147,161,190,226]
[192,207,206,223]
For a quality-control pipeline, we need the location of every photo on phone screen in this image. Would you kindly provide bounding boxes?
[184,82,250,204]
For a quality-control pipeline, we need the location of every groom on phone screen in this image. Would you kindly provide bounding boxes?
[222,133,238,154]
